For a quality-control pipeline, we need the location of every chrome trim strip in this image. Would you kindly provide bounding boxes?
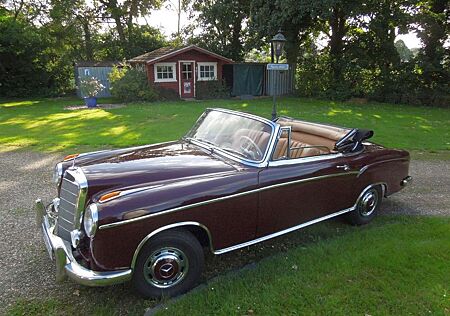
[130,221,214,270]
[357,157,409,177]
[213,182,387,255]
[129,183,387,263]
[98,171,358,230]
[268,152,344,167]
[213,207,354,254]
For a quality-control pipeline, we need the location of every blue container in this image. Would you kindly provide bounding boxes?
[84,97,97,108]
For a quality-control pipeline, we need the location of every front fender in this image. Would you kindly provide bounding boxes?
[88,170,259,271]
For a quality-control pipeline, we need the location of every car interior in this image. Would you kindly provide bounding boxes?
[272,117,351,160]
[228,117,374,162]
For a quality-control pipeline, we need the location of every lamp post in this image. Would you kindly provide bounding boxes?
[271,30,286,121]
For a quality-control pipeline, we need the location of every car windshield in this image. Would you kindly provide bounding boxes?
[186,110,273,162]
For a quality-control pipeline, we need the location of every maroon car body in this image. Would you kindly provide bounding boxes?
[36,108,411,297]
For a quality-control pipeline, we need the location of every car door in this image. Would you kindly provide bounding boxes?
[256,153,359,238]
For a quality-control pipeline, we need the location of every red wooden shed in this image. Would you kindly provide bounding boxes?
[129,45,233,99]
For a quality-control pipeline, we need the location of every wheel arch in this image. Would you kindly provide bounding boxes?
[355,182,387,206]
[130,221,214,271]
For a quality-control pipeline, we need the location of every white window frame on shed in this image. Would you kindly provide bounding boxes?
[197,62,217,81]
[154,62,177,82]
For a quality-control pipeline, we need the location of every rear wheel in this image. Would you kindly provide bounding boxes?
[132,230,204,298]
[346,186,382,225]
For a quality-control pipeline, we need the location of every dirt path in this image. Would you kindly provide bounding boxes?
[0,148,448,313]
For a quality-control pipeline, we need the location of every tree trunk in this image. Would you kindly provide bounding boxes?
[102,0,127,44]
[230,15,243,61]
[82,20,94,60]
[177,0,181,36]
[283,27,301,90]
[329,5,346,81]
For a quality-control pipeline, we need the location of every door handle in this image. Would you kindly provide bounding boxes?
[337,164,350,171]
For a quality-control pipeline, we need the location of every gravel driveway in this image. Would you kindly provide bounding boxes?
[0,148,449,314]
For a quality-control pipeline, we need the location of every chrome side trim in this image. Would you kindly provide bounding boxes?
[98,171,358,230]
[213,207,354,255]
[130,221,214,270]
[357,157,408,177]
[268,152,344,167]
[213,182,387,255]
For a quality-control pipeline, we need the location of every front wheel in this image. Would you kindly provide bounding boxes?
[132,229,204,298]
[346,186,382,225]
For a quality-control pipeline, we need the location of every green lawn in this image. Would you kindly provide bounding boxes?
[157,216,450,316]
[0,97,449,152]
[6,216,450,316]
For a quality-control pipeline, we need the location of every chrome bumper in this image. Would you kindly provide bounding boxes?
[35,199,132,287]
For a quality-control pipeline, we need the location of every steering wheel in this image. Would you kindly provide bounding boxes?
[239,135,263,160]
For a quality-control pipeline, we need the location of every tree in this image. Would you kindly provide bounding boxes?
[165,0,190,38]
[0,9,53,96]
[97,0,163,57]
[395,39,414,61]
[185,0,250,61]
[415,0,449,104]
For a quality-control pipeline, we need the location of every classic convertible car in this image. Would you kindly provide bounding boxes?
[36,108,412,297]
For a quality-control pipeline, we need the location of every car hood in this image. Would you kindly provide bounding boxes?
[67,141,239,200]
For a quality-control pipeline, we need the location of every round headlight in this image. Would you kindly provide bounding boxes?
[84,204,98,237]
[53,163,63,184]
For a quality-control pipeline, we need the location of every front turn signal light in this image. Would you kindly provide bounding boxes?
[99,191,122,203]
[63,153,80,161]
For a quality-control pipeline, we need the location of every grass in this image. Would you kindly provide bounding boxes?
[5,216,450,316]
[1,97,449,314]
[156,216,450,316]
[0,97,449,152]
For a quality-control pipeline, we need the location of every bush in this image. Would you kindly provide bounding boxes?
[154,86,180,101]
[109,66,158,102]
[196,80,230,100]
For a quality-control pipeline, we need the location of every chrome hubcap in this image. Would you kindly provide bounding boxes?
[359,188,378,216]
[144,247,188,288]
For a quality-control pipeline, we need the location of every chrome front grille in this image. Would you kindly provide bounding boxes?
[56,168,88,242]
[57,174,80,241]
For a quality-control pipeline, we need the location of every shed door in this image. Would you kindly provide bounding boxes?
[180,62,194,98]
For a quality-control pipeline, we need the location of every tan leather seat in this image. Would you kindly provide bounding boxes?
[273,138,329,160]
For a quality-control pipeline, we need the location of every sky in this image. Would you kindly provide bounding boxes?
[148,8,423,49]
[148,7,190,37]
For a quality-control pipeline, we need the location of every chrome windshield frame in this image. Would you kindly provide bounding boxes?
[184,108,279,168]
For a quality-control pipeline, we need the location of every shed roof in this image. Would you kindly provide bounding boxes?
[128,45,233,64]
[74,61,122,67]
